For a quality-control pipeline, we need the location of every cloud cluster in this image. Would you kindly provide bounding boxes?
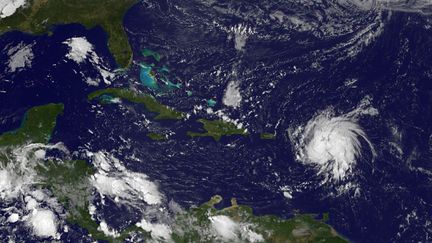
[290,97,378,184]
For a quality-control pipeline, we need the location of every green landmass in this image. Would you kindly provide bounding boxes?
[172,195,348,243]
[0,103,64,146]
[147,132,167,141]
[0,103,146,242]
[323,212,330,222]
[35,160,104,240]
[36,159,148,242]
[0,0,138,67]
[36,160,94,207]
[98,94,117,104]
[187,119,248,141]
[260,133,276,140]
[88,88,184,120]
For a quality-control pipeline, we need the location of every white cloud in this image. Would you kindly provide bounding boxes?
[0,143,68,238]
[290,97,377,183]
[6,42,34,72]
[0,169,14,199]
[63,37,115,85]
[98,220,120,238]
[25,196,38,210]
[85,77,100,86]
[240,225,264,243]
[280,186,293,199]
[63,37,93,64]
[136,218,172,241]
[8,213,19,223]
[223,80,242,108]
[0,144,46,200]
[90,151,162,206]
[218,23,255,51]
[210,215,239,241]
[34,149,46,159]
[231,24,254,51]
[27,209,58,238]
[0,0,26,18]
[209,215,265,242]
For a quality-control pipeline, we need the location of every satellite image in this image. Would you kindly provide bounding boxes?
[0,0,431,242]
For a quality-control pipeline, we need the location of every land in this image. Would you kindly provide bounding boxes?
[88,88,184,120]
[147,132,167,141]
[35,160,106,240]
[0,0,138,67]
[172,195,348,243]
[0,103,64,146]
[187,119,248,141]
[0,103,145,242]
[37,159,149,243]
[260,132,276,140]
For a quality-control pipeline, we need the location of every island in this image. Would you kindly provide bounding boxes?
[147,132,167,141]
[88,88,184,120]
[260,133,276,140]
[187,119,248,141]
[0,0,138,67]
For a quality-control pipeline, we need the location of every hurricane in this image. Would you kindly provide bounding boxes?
[291,99,378,184]
[1,0,431,241]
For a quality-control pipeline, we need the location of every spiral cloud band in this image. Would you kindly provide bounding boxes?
[291,99,377,184]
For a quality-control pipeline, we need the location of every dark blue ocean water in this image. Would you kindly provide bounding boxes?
[0,1,431,242]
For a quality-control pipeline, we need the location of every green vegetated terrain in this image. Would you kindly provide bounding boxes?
[147,132,167,141]
[0,103,64,146]
[0,0,137,67]
[88,88,184,120]
[38,159,148,242]
[260,133,276,140]
[187,119,248,141]
[36,160,106,241]
[173,195,348,243]
[39,159,149,243]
